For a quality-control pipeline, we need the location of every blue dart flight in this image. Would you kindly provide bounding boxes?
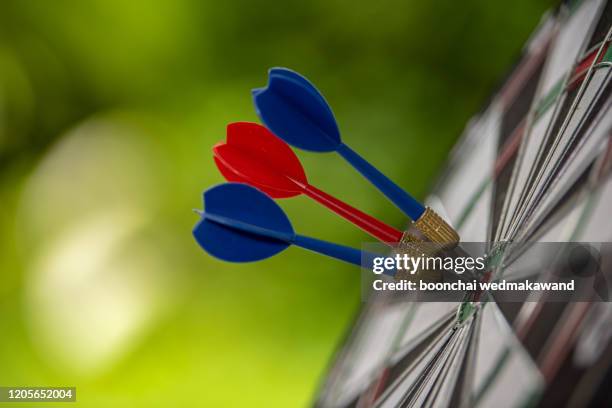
[193,183,381,269]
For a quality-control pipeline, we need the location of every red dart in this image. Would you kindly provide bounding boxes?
[213,122,403,244]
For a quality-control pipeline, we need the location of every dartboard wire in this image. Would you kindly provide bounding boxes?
[470,300,544,408]
[454,25,554,232]
[502,82,575,242]
[454,28,553,235]
[351,299,419,400]
[491,125,609,267]
[495,130,611,285]
[374,321,456,407]
[507,27,612,241]
[410,327,465,408]
[523,40,610,198]
[367,303,463,405]
[512,97,611,244]
[455,119,526,231]
[396,333,457,407]
[493,79,576,242]
[371,298,476,407]
[400,325,467,407]
[496,51,607,244]
[355,302,420,407]
[581,38,612,61]
[457,5,607,243]
[495,51,560,241]
[407,9,612,408]
[496,21,565,243]
[346,297,458,407]
[424,18,553,242]
[464,162,607,406]
[318,292,409,407]
[334,276,473,402]
[443,287,520,406]
[517,110,608,242]
[503,0,608,240]
[421,320,476,408]
[516,135,612,318]
[569,41,611,85]
[454,305,482,408]
[366,303,468,407]
[504,30,612,243]
[318,8,612,408]
[455,107,606,408]
[495,4,587,243]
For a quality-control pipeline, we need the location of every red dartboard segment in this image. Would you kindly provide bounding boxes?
[213,122,404,244]
[573,42,609,76]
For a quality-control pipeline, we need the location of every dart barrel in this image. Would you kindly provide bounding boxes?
[414,207,460,246]
[394,210,462,283]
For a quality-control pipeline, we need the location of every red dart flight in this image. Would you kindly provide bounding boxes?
[213,122,403,244]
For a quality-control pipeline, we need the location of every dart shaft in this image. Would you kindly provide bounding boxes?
[292,234,365,266]
[303,184,403,244]
[336,143,425,220]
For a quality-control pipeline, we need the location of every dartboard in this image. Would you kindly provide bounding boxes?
[314,1,612,407]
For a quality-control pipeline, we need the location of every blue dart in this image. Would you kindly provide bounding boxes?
[252,67,459,245]
[252,67,425,219]
[193,183,381,269]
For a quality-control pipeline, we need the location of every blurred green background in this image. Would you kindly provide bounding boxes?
[0,0,554,406]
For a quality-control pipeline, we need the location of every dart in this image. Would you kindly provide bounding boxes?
[193,183,381,269]
[213,122,404,244]
[252,67,460,245]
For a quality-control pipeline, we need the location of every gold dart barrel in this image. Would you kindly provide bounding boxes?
[414,207,460,246]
